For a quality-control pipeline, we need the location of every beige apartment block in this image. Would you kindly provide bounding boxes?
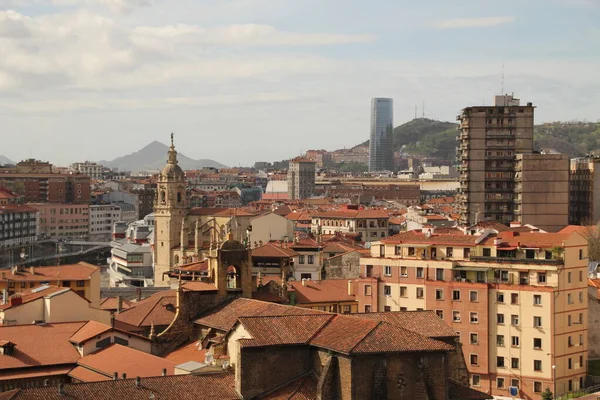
[357,226,588,399]
[570,156,600,225]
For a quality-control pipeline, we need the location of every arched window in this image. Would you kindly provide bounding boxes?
[160,191,166,203]
[174,255,179,265]
[177,192,182,203]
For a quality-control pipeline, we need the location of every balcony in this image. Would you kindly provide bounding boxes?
[469,256,563,266]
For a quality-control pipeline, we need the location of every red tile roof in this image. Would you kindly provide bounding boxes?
[0,322,85,371]
[73,344,176,381]
[0,365,73,381]
[181,281,218,292]
[115,290,176,328]
[288,279,356,304]
[0,285,69,310]
[194,298,323,332]
[237,314,333,348]
[381,230,480,246]
[479,231,572,249]
[0,204,37,214]
[251,292,288,303]
[262,193,289,200]
[258,373,317,400]
[449,379,493,399]
[0,262,99,282]
[163,340,206,365]
[69,366,110,382]
[6,372,240,400]
[69,321,112,345]
[251,243,298,258]
[99,297,133,311]
[353,311,458,339]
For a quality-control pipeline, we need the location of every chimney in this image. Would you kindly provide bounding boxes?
[122,373,127,379]
[162,368,167,377]
[58,383,65,396]
[113,372,118,380]
[135,377,141,388]
[110,314,115,328]
[136,287,142,302]
[301,278,307,287]
[44,379,50,387]
[30,266,35,275]
[117,296,123,314]
[493,237,501,246]
[348,280,354,296]
[9,294,23,307]
[509,221,522,228]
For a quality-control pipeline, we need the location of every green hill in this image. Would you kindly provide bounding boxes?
[358,119,600,160]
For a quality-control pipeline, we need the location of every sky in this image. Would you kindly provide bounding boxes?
[0,0,599,167]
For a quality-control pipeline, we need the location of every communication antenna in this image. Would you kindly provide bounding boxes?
[422,101,425,118]
[414,105,417,119]
[501,62,505,94]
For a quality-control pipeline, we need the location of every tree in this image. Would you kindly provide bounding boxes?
[581,222,600,262]
[541,387,553,400]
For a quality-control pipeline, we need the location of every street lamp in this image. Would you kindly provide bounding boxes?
[552,365,556,399]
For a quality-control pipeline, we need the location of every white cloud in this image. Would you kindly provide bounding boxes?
[0,0,152,13]
[433,16,515,29]
[133,23,375,46]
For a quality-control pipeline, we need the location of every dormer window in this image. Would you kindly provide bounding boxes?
[0,341,16,356]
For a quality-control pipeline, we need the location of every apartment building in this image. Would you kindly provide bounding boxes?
[357,226,588,399]
[0,204,38,249]
[311,209,390,242]
[569,156,600,225]
[457,94,535,225]
[287,157,316,200]
[89,204,121,241]
[31,203,89,239]
[70,161,105,180]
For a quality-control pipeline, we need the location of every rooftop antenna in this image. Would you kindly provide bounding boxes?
[501,62,505,94]
[414,105,417,120]
[422,101,425,118]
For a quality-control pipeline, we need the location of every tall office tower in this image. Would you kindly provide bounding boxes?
[569,156,600,225]
[369,98,394,172]
[287,157,316,200]
[457,95,535,225]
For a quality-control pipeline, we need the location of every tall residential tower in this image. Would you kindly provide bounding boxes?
[369,98,394,172]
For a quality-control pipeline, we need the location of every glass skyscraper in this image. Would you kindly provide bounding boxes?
[369,98,394,172]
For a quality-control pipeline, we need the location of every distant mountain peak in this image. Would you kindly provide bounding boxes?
[0,155,15,166]
[99,141,227,173]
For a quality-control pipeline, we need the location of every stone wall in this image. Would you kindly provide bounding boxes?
[324,251,361,280]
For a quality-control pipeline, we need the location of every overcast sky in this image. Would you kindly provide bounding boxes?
[1,0,599,166]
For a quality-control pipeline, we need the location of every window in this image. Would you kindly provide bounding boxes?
[511,379,519,389]
[400,266,408,277]
[511,293,519,304]
[534,316,542,328]
[384,286,391,296]
[394,245,401,255]
[534,338,542,349]
[580,334,584,346]
[511,336,520,347]
[568,293,573,304]
[579,312,583,324]
[497,357,505,368]
[20,282,26,288]
[343,306,351,314]
[470,354,479,365]
[497,313,505,324]
[453,311,461,322]
[525,249,535,259]
[364,285,372,296]
[96,337,111,349]
[436,310,444,319]
[384,306,391,312]
[435,289,444,300]
[580,270,583,282]
[497,377,505,389]
[453,290,461,301]
[299,255,305,264]
[416,287,424,298]
[364,305,371,312]
[579,291,583,303]
[568,358,572,369]
[533,294,542,305]
[436,268,444,280]
[472,374,480,387]
[483,248,491,257]
[497,335,505,346]
[470,291,478,302]
[384,266,392,276]
[470,333,478,344]
[307,255,314,264]
[470,312,479,323]
[446,247,453,257]
[366,265,373,277]
[568,315,572,326]
[407,247,415,256]
[301,273,312,280]
[416,267,424,278]
[568,272,572,283]
[400,286,407,297]
[580,355,584,368]
[538,273,546,283]
[114,337,129,346]
[580,249,584,260]
[497,292,505,303]
[534,382,542,393]
[511,357,519,369]
[568,336,573,347]
[62,280,71,287]
[511,315,519,326]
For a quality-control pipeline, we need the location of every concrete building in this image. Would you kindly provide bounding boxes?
[311,207,390,242]
[369,98,394,172]
[248,211,294,245]
[457,94,534,225]
[357,226,588,399]
[70,161,105,180]
[0,204,38,249]
[99,190,139,222]
[287,157,315,200]
[108,220,154,287]
[89,204,121,241]
[31,203,89,239]
[514,153,569,232]
[570,156,600,225]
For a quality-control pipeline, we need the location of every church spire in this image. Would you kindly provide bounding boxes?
[168,132,178,165]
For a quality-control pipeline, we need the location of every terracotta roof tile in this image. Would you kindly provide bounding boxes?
[163,340,206,365]
[479,231,572,249]
[251,243,298,258]
[449,379,493,399]
[288,280,356,304]
[0,262,99,282]
[115,290,176,328]
[99,297,133,311]
[353,311,458,338]
[308,315,378,354]
[8,372,240,400]
[74,344,176,381]
[194,298,323,332]
[181,281,218,292]
[69,321,112,345]
[0,322,85,370]
[0,285,69,310]
[258,373,318,400]
[381,230,479,246]
[69,366,110,382]
[251,292,288,303]
[0,365,74,381]
[238,314,333,348]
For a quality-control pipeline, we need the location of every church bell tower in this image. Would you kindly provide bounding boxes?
[154,133,189,286]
